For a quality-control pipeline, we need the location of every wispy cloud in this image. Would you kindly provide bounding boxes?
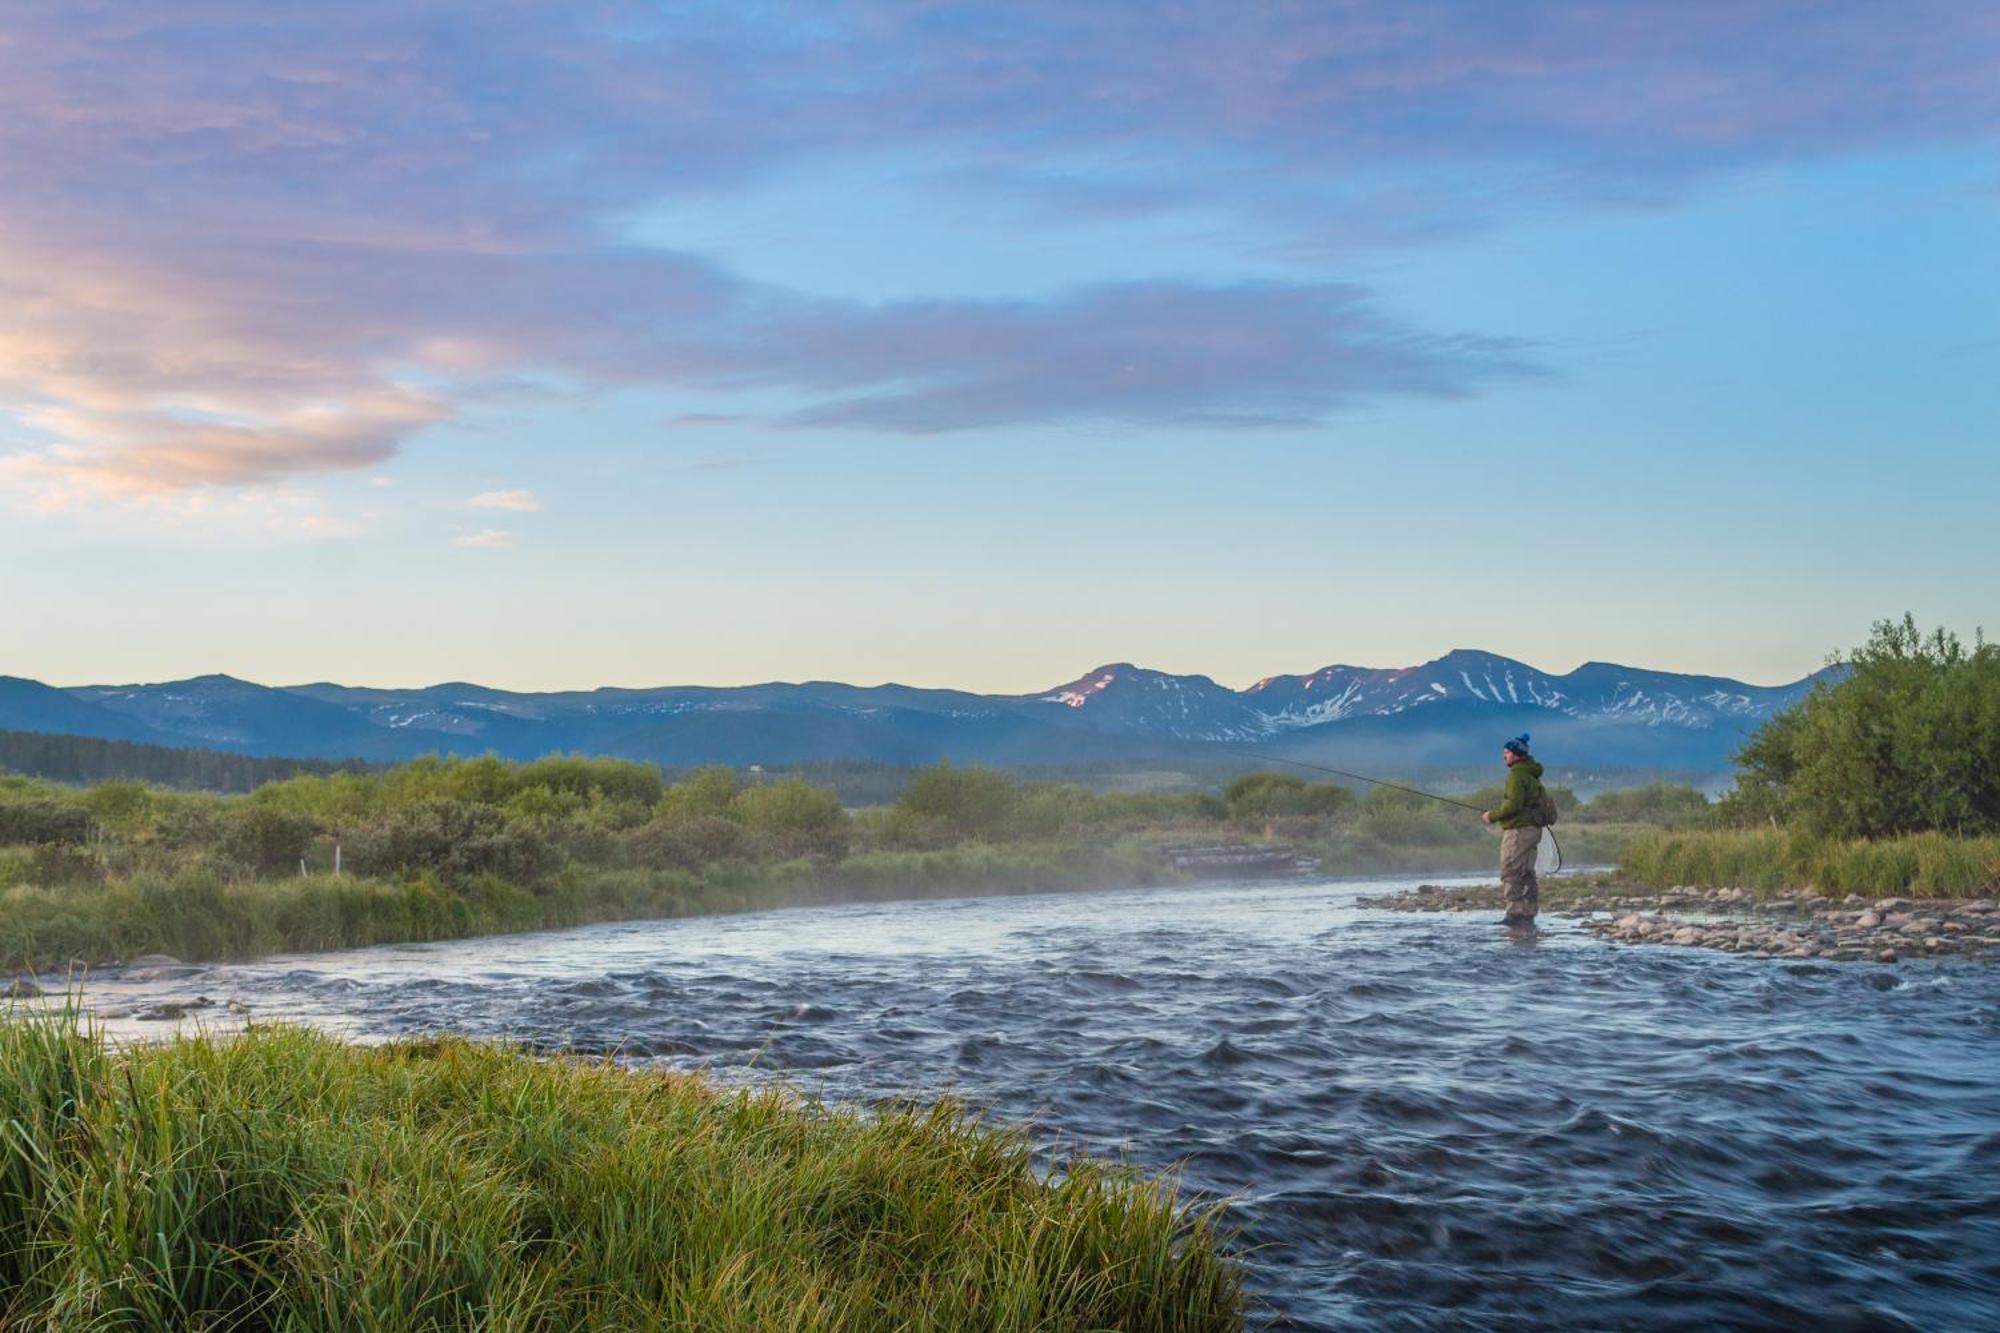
[467,489,541,512]
[665,414,747,429]
[763,283,1540,433]
[452,528,514,548]
[0,2,1990,503]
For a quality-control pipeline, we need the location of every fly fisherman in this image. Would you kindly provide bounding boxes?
[1481,733,1548,928]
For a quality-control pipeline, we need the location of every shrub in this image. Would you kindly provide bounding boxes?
[656,766,740,822]
[1223,773,1353,820]
[345,800,556,885]
[894,765,1020,839]
[80,780,156,835]
[515,754,664,808]
[1732,615,2000,836]
[217,804,319,875]
[0,800,93,847]
[26,842,106,888]
[733,778,851,859]
[623,815,749,869]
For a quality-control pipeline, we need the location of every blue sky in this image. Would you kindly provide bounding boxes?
[1,2,1994,692]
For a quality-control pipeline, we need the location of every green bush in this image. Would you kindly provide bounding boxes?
[216,804,319,875]
[0,800,93,848]
[655,765,740,822]
[344,800,556,886]
[79,780,155,835]
[25,843,106,889]
[893,765,1021,840]
[733,778,852,859]
[623,814,750,869]
[1223,773,1353,820]
[1729,615,2000,836]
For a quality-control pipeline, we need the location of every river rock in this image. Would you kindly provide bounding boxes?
[1854,911,1882,928]
[133,996,215,1022]
[1876,948,1899,963]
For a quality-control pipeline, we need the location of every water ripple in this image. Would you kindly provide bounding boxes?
[76,873,2000,1330]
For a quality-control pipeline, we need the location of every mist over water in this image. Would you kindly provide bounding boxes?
[85,876,2000,1330]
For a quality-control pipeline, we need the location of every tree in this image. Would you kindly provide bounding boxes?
[893,765,1020,840]
[656,767,741,822]
[732,779,850,858]
[1223,773,1353,820]
[1726,615,1999,836]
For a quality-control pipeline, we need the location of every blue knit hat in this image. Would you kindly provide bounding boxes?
[1503,733,1531,756]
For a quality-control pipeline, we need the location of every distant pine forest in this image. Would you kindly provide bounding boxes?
[0,728,370,791]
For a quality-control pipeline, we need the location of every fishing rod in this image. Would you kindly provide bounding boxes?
[1219,749,1564,872]
[1219,749,1485,812]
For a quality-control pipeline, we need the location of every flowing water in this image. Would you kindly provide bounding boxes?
[75,874,2000,1330]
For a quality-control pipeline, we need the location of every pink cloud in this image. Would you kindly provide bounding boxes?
[467,489,541,512]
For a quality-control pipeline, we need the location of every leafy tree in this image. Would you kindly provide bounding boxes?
[656,767,741,822]
[733,779,851,859]
[1726,615,1999,836]
[1223,773,1353,820]
[893,765,1019,840]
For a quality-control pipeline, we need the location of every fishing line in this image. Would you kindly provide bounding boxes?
[1218,749,1565,873]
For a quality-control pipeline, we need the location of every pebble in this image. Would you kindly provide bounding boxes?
[1361,880,1997,965]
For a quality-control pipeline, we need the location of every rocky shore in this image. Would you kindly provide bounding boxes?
[1362,881,2000,962]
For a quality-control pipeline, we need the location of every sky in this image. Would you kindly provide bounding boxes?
[1,1,1995,693]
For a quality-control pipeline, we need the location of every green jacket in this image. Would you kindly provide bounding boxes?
[1489,758,1545,830]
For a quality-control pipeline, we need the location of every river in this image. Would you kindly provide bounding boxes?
[71,873,2000,1330]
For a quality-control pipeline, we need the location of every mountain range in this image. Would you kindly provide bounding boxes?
[0,650,1831,773]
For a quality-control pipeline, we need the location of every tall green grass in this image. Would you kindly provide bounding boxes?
[0,1011,1242,1330]
[0,847,1167,972]
[1619,828,2000,898]
[1305,823,1641,876]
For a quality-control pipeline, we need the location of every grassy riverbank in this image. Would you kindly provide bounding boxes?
[0,1012,1240,1330]
[1619,829,2000,899]
[0,758,1660,971]
[0,846,1178,973]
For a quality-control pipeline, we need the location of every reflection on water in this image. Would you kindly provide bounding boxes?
[70,873,2000,1330]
